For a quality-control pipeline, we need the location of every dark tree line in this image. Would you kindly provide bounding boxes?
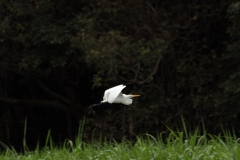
[0,0,240,150]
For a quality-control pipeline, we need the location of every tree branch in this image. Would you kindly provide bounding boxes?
[138,54,162,84]
[36,80,72,106]
[0,97,71,113]
[1,65,72,106]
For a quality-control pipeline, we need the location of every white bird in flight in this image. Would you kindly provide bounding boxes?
[88,84,140,108]
[101,84,140,105]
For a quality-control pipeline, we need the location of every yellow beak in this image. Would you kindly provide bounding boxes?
[132,95,141,98]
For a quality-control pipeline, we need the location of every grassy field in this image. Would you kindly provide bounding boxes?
[1,127,240,160]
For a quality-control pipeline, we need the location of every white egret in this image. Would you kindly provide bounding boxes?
[101,84,140,105]
[87,84,140,109]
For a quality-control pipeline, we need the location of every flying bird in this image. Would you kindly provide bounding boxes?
[87,84,140,109]
[101,84,140,105]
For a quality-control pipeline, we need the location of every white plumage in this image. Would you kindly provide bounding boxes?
[101,84,140,105]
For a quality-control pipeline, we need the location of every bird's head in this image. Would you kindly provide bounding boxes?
[122,94,140,105]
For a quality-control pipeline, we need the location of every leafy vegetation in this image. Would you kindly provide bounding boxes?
[1,127,240,159]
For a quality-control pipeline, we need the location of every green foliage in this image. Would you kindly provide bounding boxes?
[1,127,240,159]
[0,0,85,71]
[0,0,90,147]
[218,2,240,122]
[1,0,240,148]
[84,31,165,87]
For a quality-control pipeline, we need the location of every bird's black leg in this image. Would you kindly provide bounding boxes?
[87,103,103,109]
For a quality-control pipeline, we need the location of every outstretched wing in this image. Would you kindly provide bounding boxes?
[103,85,125,103]
[103,85,123,100]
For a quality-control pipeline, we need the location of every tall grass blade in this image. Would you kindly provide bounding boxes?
[23,117,28,154]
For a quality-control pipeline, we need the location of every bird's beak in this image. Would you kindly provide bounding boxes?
[132,94,140,98]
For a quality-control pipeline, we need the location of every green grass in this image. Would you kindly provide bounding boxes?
[1,128,240,160]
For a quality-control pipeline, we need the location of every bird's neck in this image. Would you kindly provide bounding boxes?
[122,94,132,105]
